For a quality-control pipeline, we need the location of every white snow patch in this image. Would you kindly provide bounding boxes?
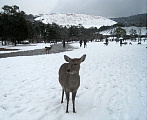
[0,43,51,54]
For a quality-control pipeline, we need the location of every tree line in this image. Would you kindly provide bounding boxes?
[0,5,143,46]
[0,5,99,46]
[0,5,34,45]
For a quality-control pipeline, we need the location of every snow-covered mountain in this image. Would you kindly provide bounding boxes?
[35,13,116,28]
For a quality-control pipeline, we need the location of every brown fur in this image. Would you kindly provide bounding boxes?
[59,54,86,113]
[137,42,141,45]
[45,45,52,54]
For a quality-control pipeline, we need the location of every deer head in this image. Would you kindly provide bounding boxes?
[64,54,86,74]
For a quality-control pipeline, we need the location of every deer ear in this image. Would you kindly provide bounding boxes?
[80,54,86,62]
[64,55,71,62]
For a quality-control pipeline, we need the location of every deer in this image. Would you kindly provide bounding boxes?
[45,45,52,54]
[59,54,86,113]
[129,42,132,45]
[104,42,109,46]
[121,42,128,45]
[137,42,141,45]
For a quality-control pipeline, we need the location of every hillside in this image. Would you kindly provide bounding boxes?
[35,13,116,28]
[111,13,147,27]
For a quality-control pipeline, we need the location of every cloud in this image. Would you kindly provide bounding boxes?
[0,0,58,15]
[52,0,146,18]
[0,0,146,17]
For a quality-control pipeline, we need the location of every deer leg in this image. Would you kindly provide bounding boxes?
[61,89,64,103]
[65,92,69,113]
[72,91,77,113]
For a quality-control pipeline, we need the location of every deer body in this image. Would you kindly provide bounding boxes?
[59,54,86,113]
[59,64,80,92]
[45,45,52,54]
[137,42,141,45]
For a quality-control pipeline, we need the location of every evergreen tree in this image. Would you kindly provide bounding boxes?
[45,23,60,43]
[113,27,126,38]
[129,29,137,40]
[1,5,34,45]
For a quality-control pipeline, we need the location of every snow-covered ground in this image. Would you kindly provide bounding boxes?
[0,43,51,54]
[0,41,147,120]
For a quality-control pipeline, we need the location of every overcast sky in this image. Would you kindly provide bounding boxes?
[0,0,146,18]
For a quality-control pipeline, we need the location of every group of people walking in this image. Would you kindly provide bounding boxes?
[79,40,87,48]
[62,40,87,48]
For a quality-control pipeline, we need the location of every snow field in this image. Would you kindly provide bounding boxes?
[0,41,147,120]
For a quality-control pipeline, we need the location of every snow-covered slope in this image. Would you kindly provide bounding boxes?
[35,13,116,28]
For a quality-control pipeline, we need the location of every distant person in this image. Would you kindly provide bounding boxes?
[62,40,65,48]
[105,38,108,44]
[120,39,123,46]
[104,38,109,46]
[79,40,82,47]
[84,40,87,48]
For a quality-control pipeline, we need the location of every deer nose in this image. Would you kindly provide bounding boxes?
[67,69,70,73]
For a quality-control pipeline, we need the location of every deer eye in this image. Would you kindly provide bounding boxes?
[74,64,77,65]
